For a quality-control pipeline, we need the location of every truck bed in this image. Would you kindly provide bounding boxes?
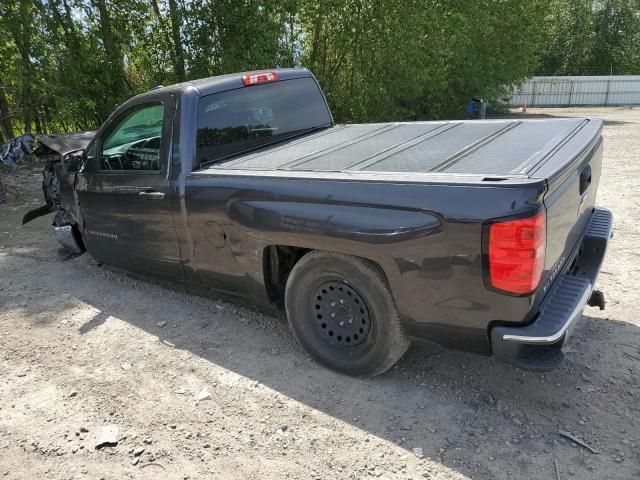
[212,118,598,179]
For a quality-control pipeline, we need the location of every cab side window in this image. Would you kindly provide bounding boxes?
[99,103,164,171]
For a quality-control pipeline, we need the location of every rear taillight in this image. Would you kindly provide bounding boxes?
[242,71,279,86]
[488,212,546,295]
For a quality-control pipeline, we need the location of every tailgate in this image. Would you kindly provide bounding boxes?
[531,118,604,290]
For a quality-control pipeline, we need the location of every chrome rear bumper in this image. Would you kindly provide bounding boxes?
[491,207,613,371]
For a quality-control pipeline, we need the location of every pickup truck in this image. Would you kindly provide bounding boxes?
[27,68,612,376]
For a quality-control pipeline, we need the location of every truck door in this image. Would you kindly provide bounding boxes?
[77,95,185,280]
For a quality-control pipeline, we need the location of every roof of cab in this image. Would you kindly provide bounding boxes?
[132,68,312,101]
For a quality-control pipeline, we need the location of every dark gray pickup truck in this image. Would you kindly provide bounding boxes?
[28,68,612,376]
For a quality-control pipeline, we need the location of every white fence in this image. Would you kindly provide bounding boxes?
[509,75,640,107]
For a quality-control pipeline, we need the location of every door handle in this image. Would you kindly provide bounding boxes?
[139,191,165,200]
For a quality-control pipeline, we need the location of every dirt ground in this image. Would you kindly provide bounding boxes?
[1,106,639,480]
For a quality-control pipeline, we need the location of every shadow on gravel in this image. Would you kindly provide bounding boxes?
[78,310,110,334]
[28,261,636,480]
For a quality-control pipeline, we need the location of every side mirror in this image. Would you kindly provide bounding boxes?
[83,152,97,173]
[82,142,98,172]
[65,151,85,173]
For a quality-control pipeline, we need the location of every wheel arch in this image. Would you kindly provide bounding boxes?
[262,245,393,309]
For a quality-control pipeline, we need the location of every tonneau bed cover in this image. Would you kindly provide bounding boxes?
[211,118,601,178]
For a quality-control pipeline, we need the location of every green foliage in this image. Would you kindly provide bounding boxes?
[538,0,640,75]
[300,0,551,121]
[0,0,638,136]
[183,0,296,78]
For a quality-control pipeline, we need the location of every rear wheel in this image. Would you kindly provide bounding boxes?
[284,251,410,376]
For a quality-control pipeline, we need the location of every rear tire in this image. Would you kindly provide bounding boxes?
[285,251,410,376]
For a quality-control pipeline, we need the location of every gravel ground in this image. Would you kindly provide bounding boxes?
[1,106,639,480]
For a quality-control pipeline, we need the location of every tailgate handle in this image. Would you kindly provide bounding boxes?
[579,165,592,195]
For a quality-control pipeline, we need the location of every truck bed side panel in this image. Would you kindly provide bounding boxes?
[184,173,547,354]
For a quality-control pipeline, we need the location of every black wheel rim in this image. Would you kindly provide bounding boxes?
[310,280,372,348]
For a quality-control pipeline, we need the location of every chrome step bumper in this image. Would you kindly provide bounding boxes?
[491,207,613,371]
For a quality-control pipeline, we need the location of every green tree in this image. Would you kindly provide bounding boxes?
[538,0,640,75]
[301,0,550,121]
[0,0,636,137]
[591,0,640,74]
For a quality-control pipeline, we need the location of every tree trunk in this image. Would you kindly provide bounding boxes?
[309,5,324,67]
[20,58,33,133]
[34,111,43,133]
[50,0,80,49]
[43,104,53,133]
[93,0,126,116]
[94,0,115,61]
[40,104,50,133]
[0,84,13,139]
[151,0,161,18]
[167,0,186,81]
[15,0,34,133]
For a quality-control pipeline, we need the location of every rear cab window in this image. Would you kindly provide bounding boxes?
[196,77,332,166]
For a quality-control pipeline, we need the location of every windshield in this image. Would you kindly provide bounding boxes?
[196,77,332,165]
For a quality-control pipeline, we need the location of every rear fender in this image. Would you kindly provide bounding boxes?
[227,199,442,302]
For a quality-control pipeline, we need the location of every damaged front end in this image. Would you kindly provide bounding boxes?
[23,131,95,254]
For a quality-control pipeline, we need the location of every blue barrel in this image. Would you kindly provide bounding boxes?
[466,98,486,119]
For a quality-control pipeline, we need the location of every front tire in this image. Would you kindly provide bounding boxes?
[285,251,410,376]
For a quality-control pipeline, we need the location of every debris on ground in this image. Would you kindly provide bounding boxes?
[0,134,34,170]
[196,388,211,401]
[139,463,166,471]
[576,384,600,393]
[95,425,119,449]
[558,430,600,454]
